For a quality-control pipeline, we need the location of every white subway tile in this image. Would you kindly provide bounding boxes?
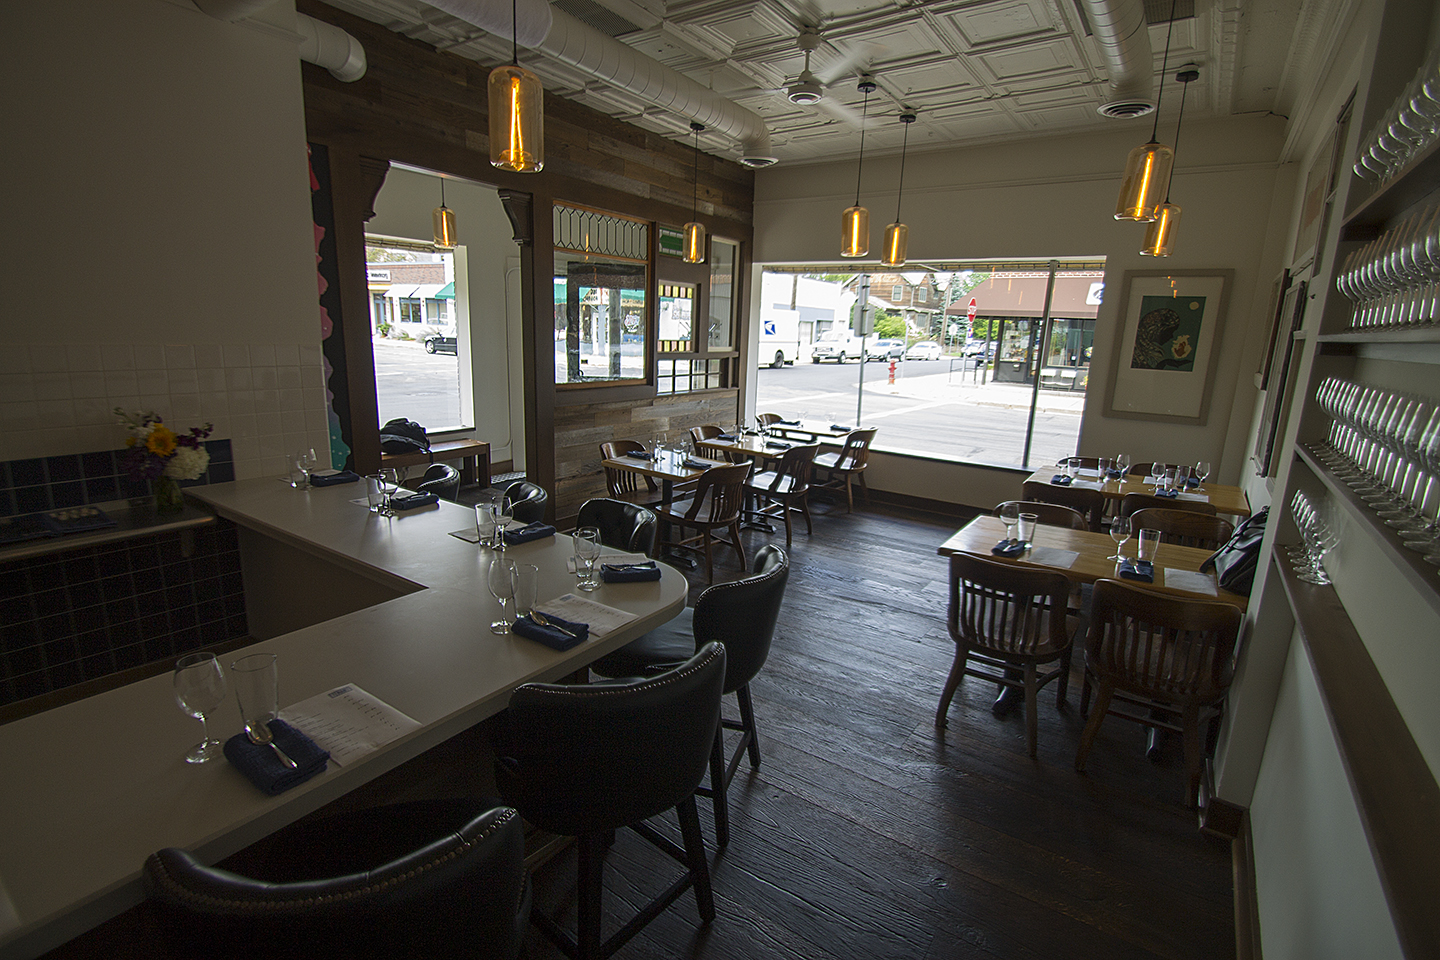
[72,398,115,426]
[0,350,31,375]
[135,369,169,395]
[101,344,136,371]
[164,345,196,369]
[252,366,278,391]
[69,372,108,399]
[32,373,70,401]
[274,343,300,366]
[229,391,255,416]
[0,374,36,403]
[170,394,201,420]
[277,367,303,390]
[249,343,276,367]
[0,401,38,432]
[35,400,76,427]
[224,367,253,391]
[223,344,250,368]
[105,373,138,398]
[66,344,104,372]
[28,346,67,374]
[194,344,224,369]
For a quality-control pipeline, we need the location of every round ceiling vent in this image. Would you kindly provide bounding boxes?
[1098,100,1155,119]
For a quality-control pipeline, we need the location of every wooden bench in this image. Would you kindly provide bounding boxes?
[380,438,491,489]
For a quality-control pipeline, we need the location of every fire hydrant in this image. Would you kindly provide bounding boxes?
[888,359,897,385]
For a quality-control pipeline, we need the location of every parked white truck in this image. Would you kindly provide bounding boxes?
[758,309,802,368]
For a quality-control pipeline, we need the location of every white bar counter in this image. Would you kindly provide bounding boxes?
[0,478,687,959]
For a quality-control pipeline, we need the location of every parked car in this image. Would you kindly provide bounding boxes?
[810,332,868,363]
[906,340,943,360]
[424,333,458,355]
[867,338,906,361]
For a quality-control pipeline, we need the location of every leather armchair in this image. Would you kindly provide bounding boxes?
[143,800,529,959]
[416,463,461,502]
[577,497,658,557]
[499,479,548,523]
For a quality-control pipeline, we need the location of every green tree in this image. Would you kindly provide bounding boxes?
[873,311,906,338]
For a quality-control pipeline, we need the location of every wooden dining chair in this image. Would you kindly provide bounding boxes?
[657,461,751,581]
[1020,480,1106,532]
[937,553,1076,758]
[812,427,877,513]
[994,500,1088,531]
[599,440,662,506]
[1128,508,1234,550]
[746,443,819,547]
[1075,578,1242,806]
[691,423,745,463]
[756,412,783,427]
[1118,491,1218,519]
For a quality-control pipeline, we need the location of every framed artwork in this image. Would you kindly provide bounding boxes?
[1253,279,1309,477]
[1292,130,1335,271]
[1103,270,1233,424]
[1256,269,1292,390]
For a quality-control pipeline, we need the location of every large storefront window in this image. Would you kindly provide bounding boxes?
[754,262,1103,469]
[366,240,464,431]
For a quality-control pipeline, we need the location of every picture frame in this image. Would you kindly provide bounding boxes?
[1292,130,1335,271]
[1102,270,1233,425]
[1256,269,1292,390]
[1253,279,1309,477]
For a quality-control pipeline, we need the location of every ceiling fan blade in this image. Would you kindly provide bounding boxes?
[815,97,875,127]
[815,41,885,85]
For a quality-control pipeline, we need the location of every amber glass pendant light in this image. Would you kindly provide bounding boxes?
[841,77,877,258]
[432,177,457,248]
[683,122,706,263]
[489,0,543,173]
[880,111,916,268]
[1114,0,1179,221]
[1141,67,1197,257]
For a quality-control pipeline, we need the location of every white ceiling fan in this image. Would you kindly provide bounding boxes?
[776,27,885,126]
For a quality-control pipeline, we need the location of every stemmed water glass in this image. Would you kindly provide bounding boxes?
[998,502,1020,542]
[492,494,513,549]
[1114,453,1131,477]
[1109,515,1132,561]
[1150,461,1166,487]
[1194,460,1210,491]
[488,558,517,634]
[573,526,602,591]
[174,652,227,764]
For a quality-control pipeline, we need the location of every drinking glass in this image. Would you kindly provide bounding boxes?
[381,468,402,512]
[492,494,513,549]
[173,652,227,764]
[573,526,602,591]
[1137,528,1161,563]
[298,448,318,485]
[488,558,517,634]
[1016,512,1037,545]
[998,502,1020,542]
[366,474,388,514]
[1150,462,1166,486]
[1109,515,1131,560]
[1097,457,1112,480]
[475,502,498,546]
[1194,460,1211,490]
[1174,464,1191,490]
[1162,467,1177,492]
[511,563,539,619]
[231,653,280,738]
[1115,453,1131,476]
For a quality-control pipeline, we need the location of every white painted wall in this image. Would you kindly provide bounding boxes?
[0,0,324,478]
[365,169,522,467]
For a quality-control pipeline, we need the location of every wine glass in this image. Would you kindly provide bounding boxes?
[998,502,1020,542]
[174,652,227,764]
[1115,453,1131,477]
[1194,460,1211,491]
[1109,515,1132,561]
[488,558,517,634]
[573,526,602,591]
[492,494,513,549]
[1150,461,1166,487]
[381,468,402,514]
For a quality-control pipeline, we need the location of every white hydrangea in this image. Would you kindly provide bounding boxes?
[164,446,211,481]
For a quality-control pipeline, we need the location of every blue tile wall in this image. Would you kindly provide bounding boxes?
[0,439,233,518]
[0,439,244,707]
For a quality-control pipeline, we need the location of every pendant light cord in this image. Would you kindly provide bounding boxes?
[440,177,446,208]
[853,85,871,207]
[691,123,702,219]
[1164,77,1190,203]
[1149,0,1180,144]
[893,118,911,223]
[512,0,519,66]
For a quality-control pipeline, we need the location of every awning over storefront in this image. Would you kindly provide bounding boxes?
[948,273,1104,319]
[435,281,455,299]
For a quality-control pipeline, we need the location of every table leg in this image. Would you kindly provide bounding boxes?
[657,477,696,570]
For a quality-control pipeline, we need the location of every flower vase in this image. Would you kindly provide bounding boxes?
[154,476,185,514]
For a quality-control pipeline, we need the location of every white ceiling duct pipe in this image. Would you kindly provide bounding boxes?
[424,0,778,167]
[295,13,367,82]
[194,3,367,82]
[1079,0,1155,119]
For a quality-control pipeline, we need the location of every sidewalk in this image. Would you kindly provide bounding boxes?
[864,366,1088,414]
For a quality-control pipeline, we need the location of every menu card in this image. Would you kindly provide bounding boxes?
[533,593,635,639]
[280,684,421,767]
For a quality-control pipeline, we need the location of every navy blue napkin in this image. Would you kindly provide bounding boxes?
[1118,558,1155,582]
[765,441,791,450]
[1184,476,1201,489]
[1154,487,1179,499]
[1050,474,1073,486]
[602,561,661,583]
[682,457,712,470]
[309,470,359,487]
[512,613,589,651]
[503,522,556,545]
[830,424,852,432]
[716,433,739,441]
[1105,468,1123,479]
[777,418,801,425]
[992,539,1028,557]
[389,491,439,511]
[624,450,653,460]
[223,719,330,796]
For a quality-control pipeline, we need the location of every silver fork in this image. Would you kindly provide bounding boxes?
[246,721,298,769]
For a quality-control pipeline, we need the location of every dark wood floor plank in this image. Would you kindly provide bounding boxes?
[520,503,1234,960]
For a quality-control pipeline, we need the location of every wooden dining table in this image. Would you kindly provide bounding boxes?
[938,514,1248,609]
[763,420,857,443]
[1022,468,1252,518]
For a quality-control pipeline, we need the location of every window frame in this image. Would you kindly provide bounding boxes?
[552,202,652,389]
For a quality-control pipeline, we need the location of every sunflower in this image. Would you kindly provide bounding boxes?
[146,424,178,457]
